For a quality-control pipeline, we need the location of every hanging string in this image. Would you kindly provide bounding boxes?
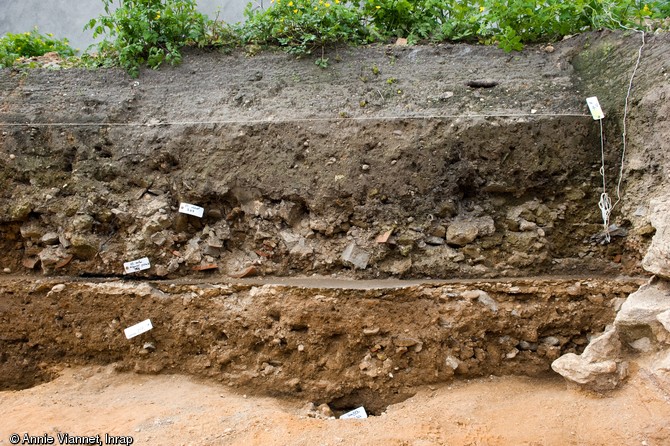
[612,29,646,213]
[594,24,646,243]
[597,118,612,243]
[0,112,589,128]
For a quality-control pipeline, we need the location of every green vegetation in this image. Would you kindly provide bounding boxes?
[1,0,668,74]
[85,0,211,77]
[362,0,670,51]
[0,27,75,68]
[241,0,369,67]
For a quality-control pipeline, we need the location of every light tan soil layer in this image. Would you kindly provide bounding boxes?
[2,363,669,446]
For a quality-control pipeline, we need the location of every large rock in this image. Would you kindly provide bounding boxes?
[70,235,99,260]
[551,327,627,391]
[38,246,69,273]
[657,309,670,333]
[551,354,623,389]
[38,247,62,269]
[581,325,622,362]
[280,230,301,249]
[446,216,494,246]
[614,280,670,343]
[20,222,43,239]
[642,195,670,278]
[446,221,479,246]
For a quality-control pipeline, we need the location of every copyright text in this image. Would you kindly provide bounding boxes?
[8,433,133,445]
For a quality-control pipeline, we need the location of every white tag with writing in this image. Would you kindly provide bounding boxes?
[179,203,205,218]
[124,319,153,339]
[123,257,151,274]
[586,97,605,120]
[340,407,368,420]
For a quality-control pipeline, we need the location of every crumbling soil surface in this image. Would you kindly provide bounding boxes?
[2,362,670,446]
[0,276,642,402]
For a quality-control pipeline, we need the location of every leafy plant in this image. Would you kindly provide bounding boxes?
[362,0,668,52]
[241,0,369,67]
[0,28,75,68]
[8,0,669,73]
[198,16,241,49]
[85,0,210,77]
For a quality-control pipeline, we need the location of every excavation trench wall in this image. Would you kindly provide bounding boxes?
[2,32,668,279]
[0,277,642,412]
[0,115,632,279]
[1,31,670,402]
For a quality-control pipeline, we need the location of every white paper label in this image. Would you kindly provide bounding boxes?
[586,97,605,120]
[124,319,153,339]
[179,203,205,218]
[123,257,151,274]
[340,407,368,420]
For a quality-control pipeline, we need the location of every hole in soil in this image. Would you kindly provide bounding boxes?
[325,388,416,417]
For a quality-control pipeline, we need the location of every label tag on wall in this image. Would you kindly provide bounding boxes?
[340,407,368,420]
[124,319,153,339]
[179,203,205,218]
[586,97,605,120]
[123,257,151,274]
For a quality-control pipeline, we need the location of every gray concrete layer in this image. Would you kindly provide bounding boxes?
[0,0,251,53]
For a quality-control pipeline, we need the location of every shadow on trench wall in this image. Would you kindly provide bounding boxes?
[0,0,250,54]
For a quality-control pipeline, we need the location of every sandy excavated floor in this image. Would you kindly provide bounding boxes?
[2,364,669,446]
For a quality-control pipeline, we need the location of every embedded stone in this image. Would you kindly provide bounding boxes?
[393,335,421,347]
[446,221,479,246]
[341,242,370,270]
[69,235,98,260]
[642,195,670,278]
[40,232,60,245]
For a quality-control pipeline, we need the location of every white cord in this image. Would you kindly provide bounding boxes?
[602,14,647,214]
[613,29,646,212]
[597,118,612,243]
[593,17,646,243]
[0,112,589,128]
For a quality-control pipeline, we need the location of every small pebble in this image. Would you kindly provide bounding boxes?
[3,268,10,274]
[9,154,15,160]
[361,164,370,171]
[51,284,66,293]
